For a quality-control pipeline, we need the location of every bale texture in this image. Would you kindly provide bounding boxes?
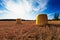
[36,14,48,25]
[16,18,22,24]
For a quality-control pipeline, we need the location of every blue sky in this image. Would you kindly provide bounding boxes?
[0,0,60,20]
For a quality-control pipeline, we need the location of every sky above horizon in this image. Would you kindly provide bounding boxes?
[0,0,60,20]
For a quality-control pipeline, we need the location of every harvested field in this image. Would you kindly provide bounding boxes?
[0,21,60,40]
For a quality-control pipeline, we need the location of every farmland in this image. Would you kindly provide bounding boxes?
[0,21,60,40]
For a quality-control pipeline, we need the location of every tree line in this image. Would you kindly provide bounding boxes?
[53,13,60,20]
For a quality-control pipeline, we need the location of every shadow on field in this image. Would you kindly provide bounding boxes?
[48,24,60,27]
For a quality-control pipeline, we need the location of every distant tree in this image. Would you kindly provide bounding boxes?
[53,13,59,20]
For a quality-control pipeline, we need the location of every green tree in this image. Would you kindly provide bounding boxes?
[53,13,59,20]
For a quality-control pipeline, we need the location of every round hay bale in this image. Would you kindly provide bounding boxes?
[36,14,48,26]
[16,18,22,24]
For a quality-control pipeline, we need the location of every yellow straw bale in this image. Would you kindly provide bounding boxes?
[36,14,48,25]
[16,18,22,24]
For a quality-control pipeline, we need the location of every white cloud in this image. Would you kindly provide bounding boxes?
[47,13,54,19]
[1,0,33,20]
[0,0,49,20]
[31,0,48,12]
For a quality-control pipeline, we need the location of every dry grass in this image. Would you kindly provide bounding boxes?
[0,21,59,40]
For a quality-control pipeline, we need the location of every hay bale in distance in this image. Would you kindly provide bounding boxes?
[36,14,48,26]
[16,18,22,24]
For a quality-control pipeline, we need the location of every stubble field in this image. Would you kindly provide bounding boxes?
[0,20,60,40]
